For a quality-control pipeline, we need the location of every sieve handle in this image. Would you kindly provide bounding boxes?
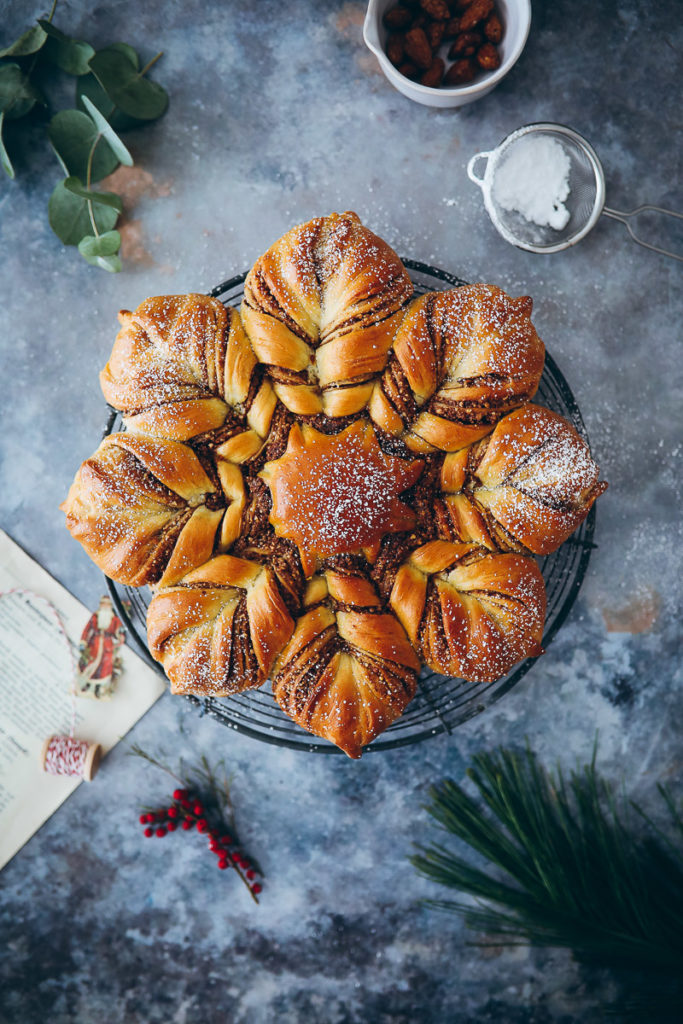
[603,204,683,263]
[467,151,493,188]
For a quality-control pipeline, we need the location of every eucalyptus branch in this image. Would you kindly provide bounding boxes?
[1,7,168,269]
[138,51,163,78]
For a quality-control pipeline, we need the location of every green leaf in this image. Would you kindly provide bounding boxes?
[0,63,45,120]
[75,73,142,132]
[0,112,15,179]
[107,42,139,69]
[63,175,123,211]
[0,24,47,59]
[48,178,119,246]
[89,47,168,121]
[78,230,122,272]
[47,109,119,182]
[81,95,133,166]
[39,21,95,76]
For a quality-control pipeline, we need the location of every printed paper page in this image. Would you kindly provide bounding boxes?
[0,530,166,871]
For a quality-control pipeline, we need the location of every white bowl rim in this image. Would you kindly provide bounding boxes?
[363,0,532,100]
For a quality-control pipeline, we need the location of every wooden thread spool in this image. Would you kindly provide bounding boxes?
[40,735,102,782]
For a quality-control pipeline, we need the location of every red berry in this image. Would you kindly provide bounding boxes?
[144,827,154,838]
[167,822,177,833]
[196,819,208,833]
[246,869,256,880]
[139,814,148,825]
[180,799,191,810]
[156,827,167,838]
[231,852,241,863]
[217,859,229,870]
[181,819,193,831]
[172,788,186,800]
[252,883,262,895]
[167,807,179,819]
[193,803,204,816]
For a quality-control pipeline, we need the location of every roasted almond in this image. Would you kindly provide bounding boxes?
[420,56,445,87]
[404,26,433,68]
[397,61,420,79]
[476,41,501,69]
[426,20,446,48]
[419,0,450,19]
[444,56,477,84]
[383,5,413,30]
[448,31,482,58]
[386,33,405,66]
[483,12,503,43]
[459,0,493,31]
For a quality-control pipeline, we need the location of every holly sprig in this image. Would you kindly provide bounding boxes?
[130,745,263,903]
[0,0,168,272]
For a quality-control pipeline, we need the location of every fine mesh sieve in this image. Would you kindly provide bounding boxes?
[467,123,683,261]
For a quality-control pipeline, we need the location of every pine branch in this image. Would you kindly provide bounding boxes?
[412,746,683,976]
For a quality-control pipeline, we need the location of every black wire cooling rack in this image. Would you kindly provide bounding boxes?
[105,259,597,754]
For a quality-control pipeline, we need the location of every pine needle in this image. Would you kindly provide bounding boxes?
[411,746,683,976]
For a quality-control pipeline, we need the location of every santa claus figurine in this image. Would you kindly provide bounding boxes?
[75,595,125,699]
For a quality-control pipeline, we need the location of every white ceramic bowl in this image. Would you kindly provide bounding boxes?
[363,0,531,108]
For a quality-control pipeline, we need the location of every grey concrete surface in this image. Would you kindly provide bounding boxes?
[0,1,681,1021]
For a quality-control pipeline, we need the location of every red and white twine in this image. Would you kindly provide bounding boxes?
[1,587,94,779]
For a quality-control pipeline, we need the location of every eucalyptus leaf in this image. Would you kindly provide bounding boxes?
[63,175,123,211]
[39,21,95,76]
[0,63,45,120]
[81,95,133,166]
[75,73,143,132]
[78,230,122,272]
[107,42,139,69]
[0,24,47,59]
[48,109,119,182]
[89,47,168,121]
[48,178,118,246]
[0,112,15,179]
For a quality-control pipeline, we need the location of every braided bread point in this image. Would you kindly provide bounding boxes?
[438,405,608,555]
[272,571,419,757]
[390,541,546,682]
[369,285,545,453]
[241,212,413,418]
[147,554,295,695]
[61,434,238,587]
[100,294,277,458]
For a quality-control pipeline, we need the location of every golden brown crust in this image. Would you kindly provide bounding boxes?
[260,420,423,577]
[241,211,413,417]
[60,434,229,586]
[100,294,273,447]
[272,570,419,757]
[390,541,546,681]
[437,405,607,555]
[147,554,295,696]
[369,285,545,453]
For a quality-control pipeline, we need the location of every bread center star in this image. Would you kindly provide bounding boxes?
[260,420,424,577]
